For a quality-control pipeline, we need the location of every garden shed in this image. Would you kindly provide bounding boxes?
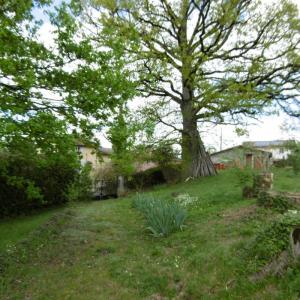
[211,145,272,170]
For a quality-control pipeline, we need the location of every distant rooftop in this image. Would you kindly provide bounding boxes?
[211,144,271,156]
[243,140,290,148]
[75,140,113,155]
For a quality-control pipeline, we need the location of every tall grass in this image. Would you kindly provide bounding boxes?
[132,194,187,237]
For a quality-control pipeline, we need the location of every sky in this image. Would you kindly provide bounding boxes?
[33,0,300,150]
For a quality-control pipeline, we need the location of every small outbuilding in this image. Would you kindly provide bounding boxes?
[211,145,272,170]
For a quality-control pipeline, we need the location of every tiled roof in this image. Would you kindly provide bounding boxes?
[211,145,271,156]
[243,140,289,148]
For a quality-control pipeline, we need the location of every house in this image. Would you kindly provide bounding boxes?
[243,140,292,161]
[76,142,117,198]
[211,145,272,170]
[76,141,112,173]
[75,142,160,197]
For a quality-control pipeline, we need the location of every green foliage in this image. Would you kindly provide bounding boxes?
[127,167,166,190]
[151,142,178,167]
[132,194,187,237]
[107,106,136,177]
[243,210,300,271]
[0,114,80,217]
[65,164,93,202]
[257,191,294,213]
[0,151,78,217]
[287,142,300,174]
[234,167,257,188]
[161,163,182,184]
[0,0,136,177]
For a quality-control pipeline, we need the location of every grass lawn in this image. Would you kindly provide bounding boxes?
[0,208,61,252]
[0,167,300,299]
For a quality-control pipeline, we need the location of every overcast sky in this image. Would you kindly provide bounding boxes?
[34,0,300,150]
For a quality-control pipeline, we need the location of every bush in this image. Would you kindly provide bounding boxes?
[65,164,93,202]
[128,167,166,190]
[243,210,300,271]
[0,113,80,217]
[287,143,300,174]
[273,159,289,168]
[0,150,78,217]
[128,164,182,191]
[132,194,187,237]
[0,158,76,217]
[234,167,257,188]
[161,163,182,183]
[257,191,294,213]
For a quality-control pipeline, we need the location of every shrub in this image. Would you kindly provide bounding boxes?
[234,167,257,188]
[287,142,300,175]
[243,210,300,272]
[0,156,77,217]
[128,167,166,190]
[273,159,289,168]
[65,164,93,202]
[257,191,294,213]
[132,194,187,237]
[161,163,182,183]
[0,113,80,217]
[0,147,79,217]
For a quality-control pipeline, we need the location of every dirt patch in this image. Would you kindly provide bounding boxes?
[221,205,257,222]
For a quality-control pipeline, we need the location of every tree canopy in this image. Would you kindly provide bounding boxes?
[76,0,300,178]
[1,0,299,180]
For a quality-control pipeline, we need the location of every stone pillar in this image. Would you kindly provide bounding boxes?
[254,172,274,191]
[117,176,126,197]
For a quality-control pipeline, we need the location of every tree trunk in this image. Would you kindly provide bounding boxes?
[181,101,217,179]
[178,4,216,179]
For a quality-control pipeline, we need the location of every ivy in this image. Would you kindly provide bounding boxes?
[243,210,300,272]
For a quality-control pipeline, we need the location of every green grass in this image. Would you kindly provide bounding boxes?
[0,167,300,299]
[272,167,300,192]
[0,208,61,251]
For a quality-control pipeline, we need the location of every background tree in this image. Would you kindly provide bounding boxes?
[107,106,137,177]
[82,0,300,178]
[0,0,136,146]
[0,0,136,213]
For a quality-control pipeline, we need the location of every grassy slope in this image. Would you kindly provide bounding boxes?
[0,208,61,252]
[0,168,300,300]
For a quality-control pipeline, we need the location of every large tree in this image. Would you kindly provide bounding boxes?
[0,0,135,145]
[0,0,138,205]
[79,0,300,178]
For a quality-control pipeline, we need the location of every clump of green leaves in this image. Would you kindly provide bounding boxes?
[132,194,187,237]
[243,210,300,272]
[65,164,93,202]
[287,142,300,175]
[257,191,294,213]
[234,167,257,188]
